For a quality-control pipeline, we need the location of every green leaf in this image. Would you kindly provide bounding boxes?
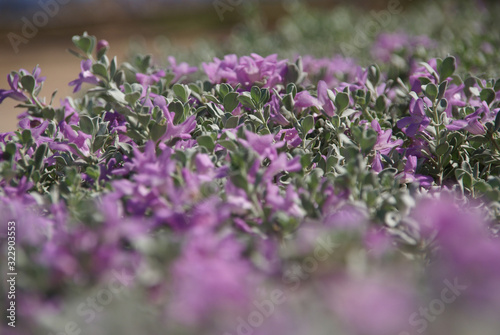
[125,91,141,105]
[79,115,94,135]
[20,75,35,94]
[42,107,55,120]
[436,142,449,156]
[335,92,349,113]
[285,63,300,84]
[110,57,117,78]
[92,135,108,152]
[219,83,232,98]
[230,173,248,191]
[494,110,500,132]
[223,92,239,114]
[225,116,239,129]
[92,63,108,79]
[251,86,261,104]
[34,143,48,170]
[286,83,297,97]
[238,93,256,109]
[367,64,380,85]
[218,140,238,151]
[21,129,32,144]
[106,89,127,104]
[437,81,448,101]
[439,56,456,81]
[173,84,190,103]
[197,135,215,152]
[423,83,438,100]
[300,153,312,168]
[436,99,448,114]
[301,115,314,135]
[282,94,294,111]
[86,166,100,180]
[494,79,500,92]
[375,96,386,112]
[150,123,167,142]
[480,88,495,105]
[72,34,95,55]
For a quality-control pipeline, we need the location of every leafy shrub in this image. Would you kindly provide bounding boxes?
[1,2,500,334]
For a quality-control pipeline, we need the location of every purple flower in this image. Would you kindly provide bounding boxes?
[0,73,27,103]
[446,101,488,135]
[203,53,287,88]
[274,128,302,148]
[96,39,109,53]
[267,94,290,126]
[263,153,302,181]
[69,60,100,93]
[265,183,305,218]
[240,130,284,161]
[167,228,261,325]
[0,67,45,104]
[153,96,197,142]
[397,98,430,137]
[439,83,467,117]
[396,155,433,187]
[371,119,403,172]
[203,54,239,84]
[294,90,321,109]
[168,56,198,83]
[317,80,335,117]
[136,69,166,86]
[409,58,438,93]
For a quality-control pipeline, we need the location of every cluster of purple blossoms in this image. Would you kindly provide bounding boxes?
[1,29,500,335]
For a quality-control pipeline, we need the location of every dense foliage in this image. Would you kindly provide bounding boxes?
[1,1,500,334]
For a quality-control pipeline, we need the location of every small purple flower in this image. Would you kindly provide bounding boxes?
[203,53,287,88]
[294,90,321,109]
[203,54,239,84]
[69,60,100,93]
[443,83,467,117]
[371,119,403,172]
[397,98,430,137]
[240,130,284,161]
[96,39,109,53]
[0,73,27,104]
[167,56,198,83]
[317,80,335,117]
[396,155,433,187]
[262,153,301,182]
[0,67,44,104]
[446,101,488,135]
[136,69,166,86]
[265,183,305,218]
[274,128,302,148]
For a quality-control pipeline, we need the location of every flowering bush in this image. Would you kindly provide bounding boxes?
[1,3,500,334]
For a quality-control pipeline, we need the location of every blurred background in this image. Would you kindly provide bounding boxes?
[0,0,498,132]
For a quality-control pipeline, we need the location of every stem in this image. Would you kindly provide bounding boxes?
[431,101,443,185]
